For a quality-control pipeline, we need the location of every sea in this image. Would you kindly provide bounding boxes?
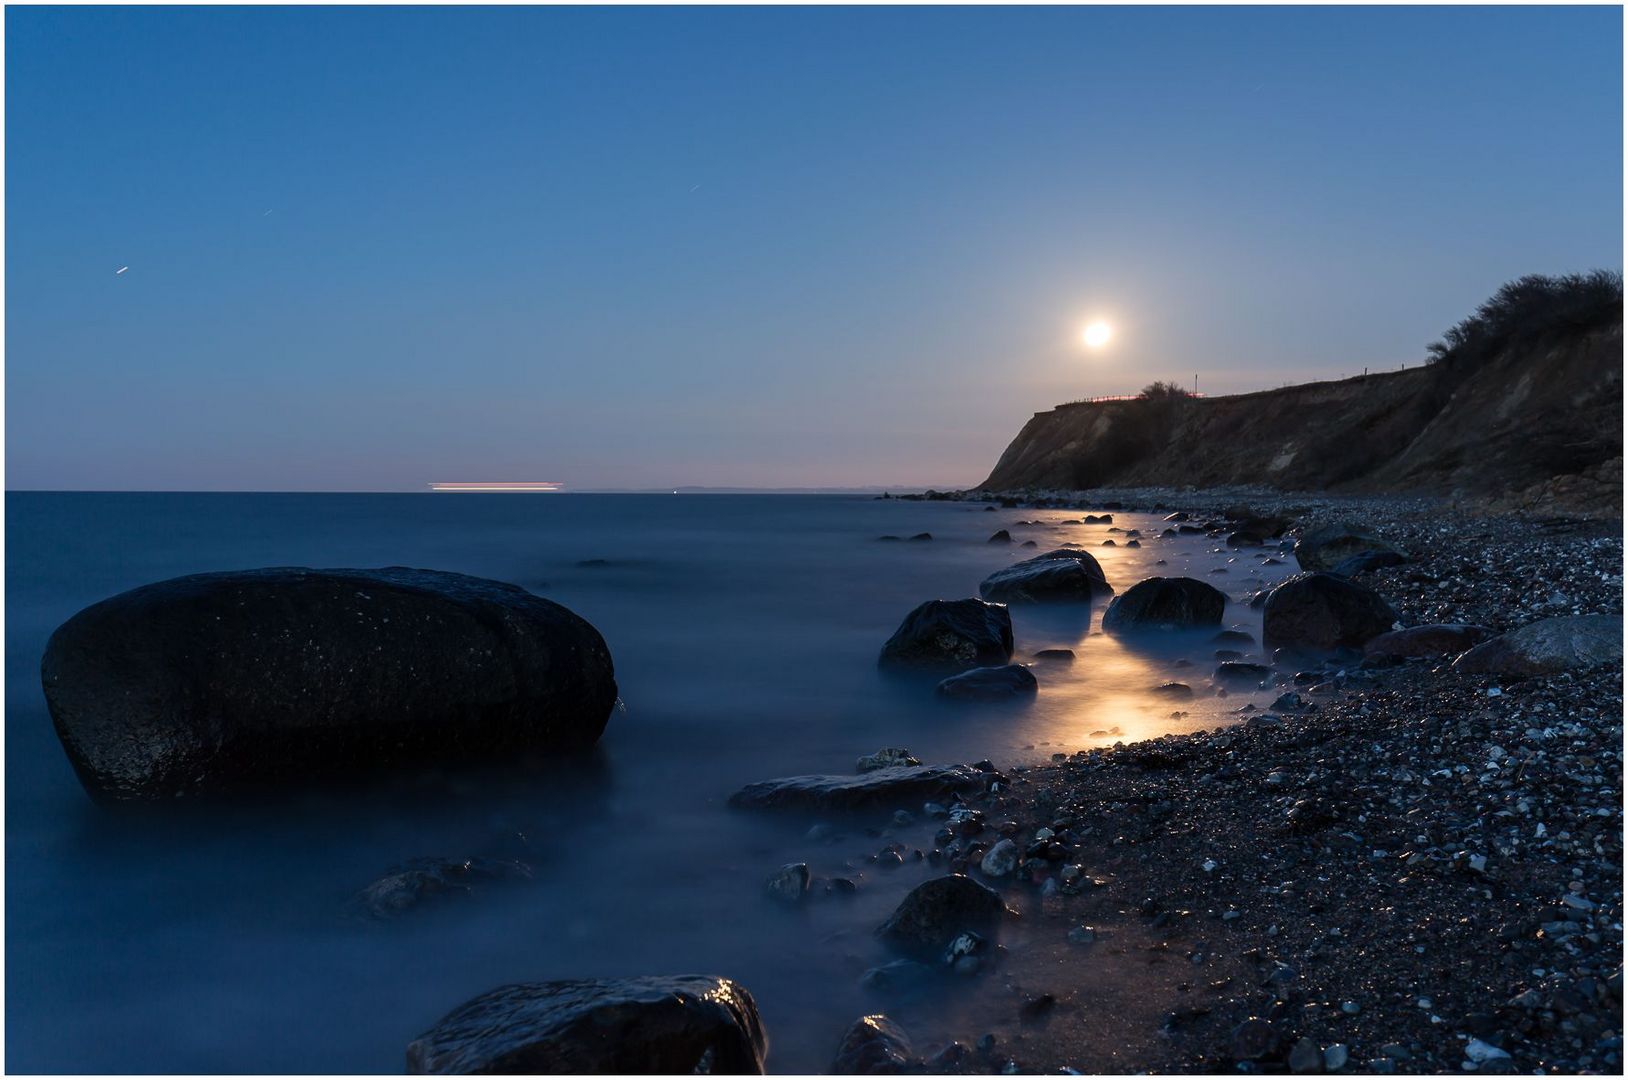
[4,492,1300,1072]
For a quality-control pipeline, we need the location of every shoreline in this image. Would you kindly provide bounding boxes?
[858,489,1622,1074]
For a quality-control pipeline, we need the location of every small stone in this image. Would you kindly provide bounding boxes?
[980,839,1018,878]
[1289,1036,1323,1073]
[764,863,810,904]
[1230,1017,1279,1062]
[1067,926,1097,945]
[1324,1043,1349,1071]
[1463,1038,1511,1065]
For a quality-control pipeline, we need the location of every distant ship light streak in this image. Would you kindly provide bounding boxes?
[428,482,564,493]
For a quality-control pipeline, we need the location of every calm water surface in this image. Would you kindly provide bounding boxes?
[5,493,1297,1072]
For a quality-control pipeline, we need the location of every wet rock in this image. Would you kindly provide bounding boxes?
[988,530,1013,544]
[1101,577,1227,633]
[728,765,988,814]
[1033,648,1075,662]
[1262,572,1399,651]
[877,599,1014,671]
[1215,661,1272,685]
[1452,614,1622,676]
[405,975,767,1073]
[1151,682,1195,698]
[764,863,810,904]
[832,1014,916,1074]
[1230,1017,1280,1062]
[1331,549,1409,577]
[856,748,921,773]
[907,533,933,542]
[1363,623,1494,660]
[40,567,619,803]
[1323,1043,1349,1071]
[980,839,1018,877]
[877,875,1007,960]
[1212,629,1256,647]
[1293,522,1405,572]
[935,665,1038,702]
[1288,1037,1324,1073]
[352,857,534,921]
[978,548,1112,603]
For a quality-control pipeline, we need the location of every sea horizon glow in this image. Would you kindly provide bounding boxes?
[5,5,1621,492]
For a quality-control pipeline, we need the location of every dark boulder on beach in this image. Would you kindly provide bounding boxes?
[1331,549,1409,577]
[728,765,987,813]
[832,1015,917,1074]
[1452,614,1623,676]
[978,548,1112,603]
[405,975,768,1074]
[877,875,1007,960]
[1262,572,1399,651]
[1364,623,1494,660]
[1293,522,1405,572]
[935,664,1038,701]
[39,567,619,804]
[1101,577,1226,632]
[878,599,1014,671]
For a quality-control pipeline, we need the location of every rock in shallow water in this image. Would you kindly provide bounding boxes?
[877,875,1007,960]
[405,975,768,1074]
[856,747,921,772]
[1261,572,1399,651]
[832,1015,916,1074]
[39,567,619,804]
[351,856,534,921]
[877,598,1014,671]
[1101,577,1227,632]
[728,765,987,813]
[978,548,1112,603]
[1452,614,1623,676]
[935,665,1038,701]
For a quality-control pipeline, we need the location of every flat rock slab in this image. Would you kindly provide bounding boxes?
[39,567,618,804]
[728,765,987,813]
[406,975,768,1074]
[1453,614,1623,676]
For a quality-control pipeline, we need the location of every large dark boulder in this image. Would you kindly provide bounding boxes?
[832,1015,917,1074]
[877,875,1007,960]
[1452,615,1622,676]
[1262,572,1399,651]
[1293,522,1405,572]
[934,665,1038,701]
[877,599,1014,671]
[978,548,1112,603]
[1101,577,1227,632]
[405,976,768,1074]
[40,567,618,804]
[1364,623,1494,660]
[728,765,987,813]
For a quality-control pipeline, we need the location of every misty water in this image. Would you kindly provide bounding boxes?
[5,493,1300,1072]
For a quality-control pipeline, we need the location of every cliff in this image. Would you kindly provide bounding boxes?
[979,326,1622,513]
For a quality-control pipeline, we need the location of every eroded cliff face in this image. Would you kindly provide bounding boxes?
[980,327,1622,512]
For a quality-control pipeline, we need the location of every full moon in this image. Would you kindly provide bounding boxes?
[1082,321,1113,349]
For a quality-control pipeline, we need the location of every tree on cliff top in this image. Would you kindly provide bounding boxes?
[1137,380,1196,401]
[1427,270,1622,372]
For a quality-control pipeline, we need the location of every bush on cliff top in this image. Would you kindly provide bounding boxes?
[1427,270,1622,372]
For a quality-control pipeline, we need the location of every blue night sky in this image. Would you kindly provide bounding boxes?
[6,5,1622,491]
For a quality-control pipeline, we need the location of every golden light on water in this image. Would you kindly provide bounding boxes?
[1082,321,1113,349]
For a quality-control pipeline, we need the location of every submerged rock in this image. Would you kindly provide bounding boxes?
[877,875,1007,960]
[764,863,811,904]
[878,599,1014,671]
[1033,648,1075,662]
[728,765,987,813]
[1363,623,1494,660]
[1262,572,1399,651]
[978,548,1112,603]
[1215,661,1272,685]
[1101,577,1227,632]
[935,665,1038,702]
[405,976,768,1074]
[351,857,534,921]
[1293,522,1405,573]
[1453,614,1623,676]
[832,1015,916,1074]
[39,567,619,804]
